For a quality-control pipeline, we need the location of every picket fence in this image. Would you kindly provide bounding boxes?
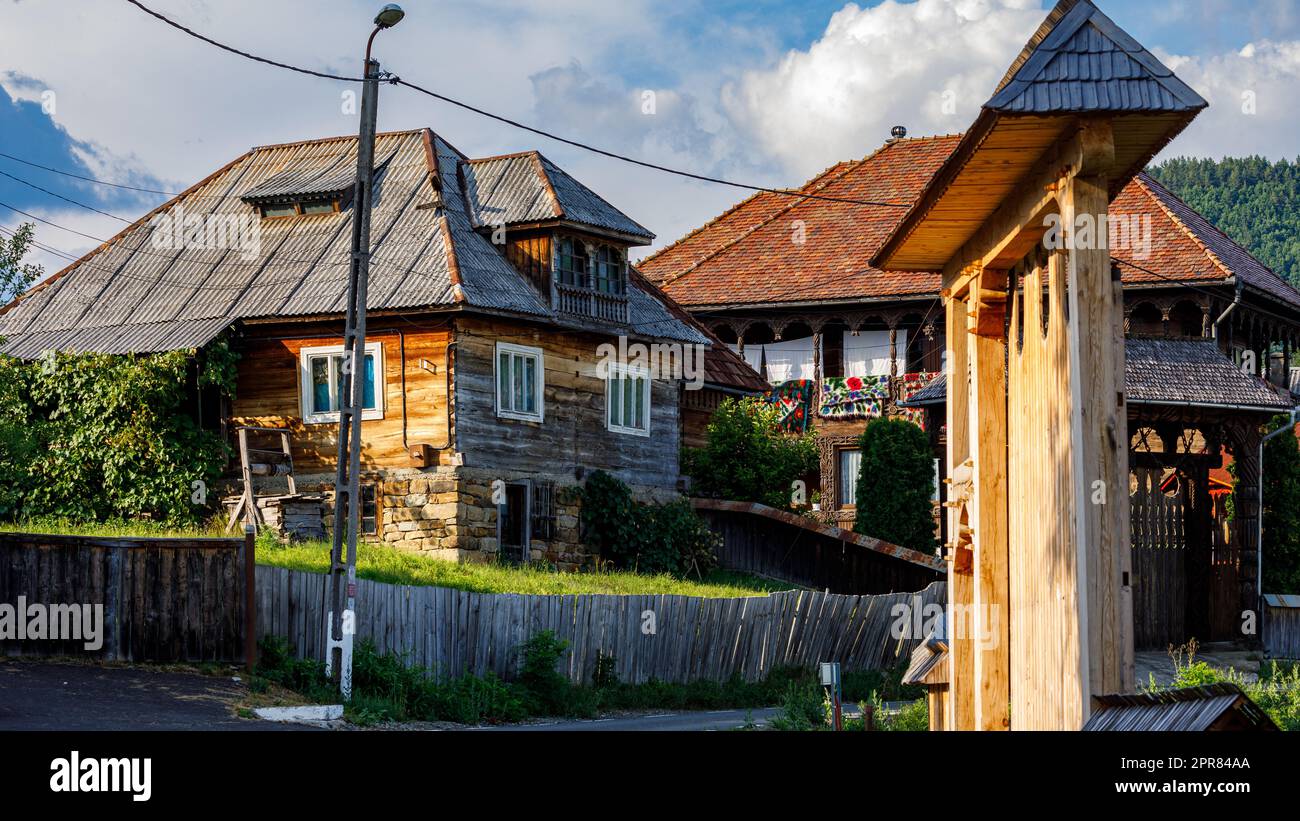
[255,565,945,684]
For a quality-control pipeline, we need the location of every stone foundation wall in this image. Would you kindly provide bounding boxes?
[228,467,677,568]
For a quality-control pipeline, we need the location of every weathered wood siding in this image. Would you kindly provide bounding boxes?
[453,316,680,489]
[1264,598,1300,660]
[256,564,946,683]
[231,318,453,473]
[0,532,249,662]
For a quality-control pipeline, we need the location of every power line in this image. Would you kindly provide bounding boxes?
[0,151,179,196]
[122,0,912,210]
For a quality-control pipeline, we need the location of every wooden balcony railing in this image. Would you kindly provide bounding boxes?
[554,282,629,325]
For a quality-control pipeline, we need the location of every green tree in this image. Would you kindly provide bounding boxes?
[1,222,42,304]
[1262,416,1300,594]
[682,397,817,509]
[1148,156,1300,287]
[0,224,42,517]
[854,417,937,553]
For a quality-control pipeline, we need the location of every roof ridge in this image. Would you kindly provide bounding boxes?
[1130,173,1239,282]
[249,128,427,152]
[637,158,857,276]
[654,141,914,289]
[469,149,540,164]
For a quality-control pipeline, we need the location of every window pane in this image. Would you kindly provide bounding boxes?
[522,355,537,413]
[311,357,331,413]
[498,351,511,411]
[622,375,634,426]
[512,354,525,411]
[362,353,376,410]
[609,376,621,426]
[301,200,334,215]
[634,377,646,429]
[839,449,862,507]
[333,355,346,411]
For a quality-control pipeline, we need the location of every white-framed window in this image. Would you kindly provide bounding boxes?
[495,342,545,422]
[606,364,650,436]
[299,342,385,424]
[838,447,862,508]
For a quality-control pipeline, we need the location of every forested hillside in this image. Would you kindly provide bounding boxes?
[1147,156,1300,287]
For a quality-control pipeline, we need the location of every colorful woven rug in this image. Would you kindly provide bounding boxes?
[819,375,889,419]
[765,379,813,432]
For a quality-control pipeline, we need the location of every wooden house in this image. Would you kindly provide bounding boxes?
[0,129,760,568]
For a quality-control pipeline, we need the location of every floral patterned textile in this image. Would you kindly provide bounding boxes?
[901,371,938,401]
[765,379,814,432]
[819,375,889,419]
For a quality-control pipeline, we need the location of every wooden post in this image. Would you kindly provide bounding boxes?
[244,525,257,672]
[945,293,974,730]
[968,272,1009,730]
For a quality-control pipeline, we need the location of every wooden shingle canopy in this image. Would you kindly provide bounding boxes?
[1084,683,1280,731]
[872,0,1208,275]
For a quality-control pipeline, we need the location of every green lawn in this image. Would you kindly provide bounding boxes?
[1,518,797,597]
[257,537,797,597]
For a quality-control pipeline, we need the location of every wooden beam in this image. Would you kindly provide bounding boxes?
[945,293,975,731]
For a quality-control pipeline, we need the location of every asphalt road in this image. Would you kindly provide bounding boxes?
[0,659,294,731]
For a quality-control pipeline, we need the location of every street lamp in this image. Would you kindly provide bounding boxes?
[325,4,404,702]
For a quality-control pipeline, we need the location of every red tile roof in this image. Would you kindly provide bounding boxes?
[637,135,963,307]
[640,134,1300,313]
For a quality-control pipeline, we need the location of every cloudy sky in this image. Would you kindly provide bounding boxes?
[3,0,1300,277]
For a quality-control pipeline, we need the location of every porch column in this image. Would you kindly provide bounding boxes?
[1229,422,1262,643]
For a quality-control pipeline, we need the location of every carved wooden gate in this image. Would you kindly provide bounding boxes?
[1130,466,1187,649]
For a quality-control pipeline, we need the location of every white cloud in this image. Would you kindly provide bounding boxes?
[1156,39,1300,161]
[719,0,1044,177]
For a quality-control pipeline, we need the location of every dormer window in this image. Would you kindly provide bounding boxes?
[551,233,631,324]
[256,197,346,220]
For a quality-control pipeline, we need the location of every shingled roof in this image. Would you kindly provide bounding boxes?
[1114,174,1300,308]
[462,151,654,243]
[636,135,961,307]
[901,339,1292,413]
[987,0,1207,115]
[0,129,702,358]
[640,133,1300,314]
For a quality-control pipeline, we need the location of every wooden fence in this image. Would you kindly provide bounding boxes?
[256,564,945,684]
[693,499,945,594]
[0,531,254,663]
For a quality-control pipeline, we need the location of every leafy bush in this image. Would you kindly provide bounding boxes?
[580,470,720,576]
[1263,415,1300,594]
[0,342,236,526]
[854,417,939,553]
[517,630,572,716]
[1146,641,1300,731]
[683,397,817,509]
[769,680,828,731]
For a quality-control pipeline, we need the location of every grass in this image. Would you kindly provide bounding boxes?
[256,536,797,597]
[1,517,798,597]
[251,633,921,727]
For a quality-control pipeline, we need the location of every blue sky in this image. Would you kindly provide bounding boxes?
[3,0,1300,275]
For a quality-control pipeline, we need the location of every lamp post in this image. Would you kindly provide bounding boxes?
[325,3,404,701]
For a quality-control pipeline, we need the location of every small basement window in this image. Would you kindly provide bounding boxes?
[360,483,379,536]
[299,342,385,424]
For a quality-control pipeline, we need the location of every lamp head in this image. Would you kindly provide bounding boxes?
[374,4,405,28]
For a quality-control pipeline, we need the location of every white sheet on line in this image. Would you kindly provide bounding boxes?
[843,329,906,377]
